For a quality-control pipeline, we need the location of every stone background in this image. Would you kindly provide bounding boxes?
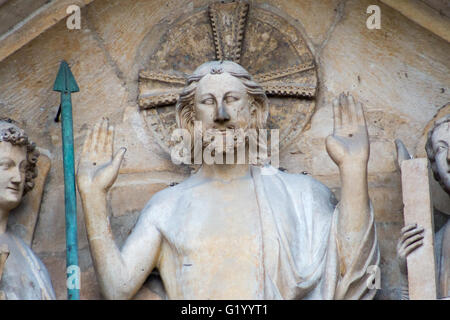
[0,0,449,299]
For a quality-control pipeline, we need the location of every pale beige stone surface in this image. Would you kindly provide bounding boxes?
[380,0,450,42]
[401,158,437,300]
[253,0,342,47]
[0,0,49,35]
[109,181,172,218]
[0,0,95,62]
[0,0,448,299]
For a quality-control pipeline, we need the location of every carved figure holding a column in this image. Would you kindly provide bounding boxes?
[396,113,450,299]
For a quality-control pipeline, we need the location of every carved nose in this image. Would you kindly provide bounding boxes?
[11,167,22,184]
[214,104,230,123]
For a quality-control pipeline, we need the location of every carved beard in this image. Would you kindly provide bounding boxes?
[200,128,266,165]
[202,128,247,158]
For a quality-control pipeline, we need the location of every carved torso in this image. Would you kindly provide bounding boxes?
[138,166,378,300]
[155,173,265,299]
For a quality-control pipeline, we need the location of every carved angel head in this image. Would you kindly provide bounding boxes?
[0,119,39,208]
[425,114,450,195]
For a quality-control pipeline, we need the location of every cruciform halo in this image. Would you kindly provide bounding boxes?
[138,0,317,153]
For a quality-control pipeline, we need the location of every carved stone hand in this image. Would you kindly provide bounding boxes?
[396,223,424,275]
[326,92,369,170]
[76,118,126,196]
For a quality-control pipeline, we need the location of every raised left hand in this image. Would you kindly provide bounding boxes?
[326,92,369,169]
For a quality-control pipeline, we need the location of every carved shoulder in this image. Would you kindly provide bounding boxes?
[139,186,177,228]
[138,177,199,229]
[275,169,338,212]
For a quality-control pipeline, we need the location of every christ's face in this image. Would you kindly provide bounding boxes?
[0,141,27,211]
[194,72,253,134]
[431,121,450,191]
[193,72,254,156]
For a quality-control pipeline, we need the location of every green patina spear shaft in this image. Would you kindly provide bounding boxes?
[53,61,80,300]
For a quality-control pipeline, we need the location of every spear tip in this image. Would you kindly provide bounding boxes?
[53,60,79,93]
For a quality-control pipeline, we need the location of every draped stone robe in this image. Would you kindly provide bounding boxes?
[136,166,380,300]
[0,233,55,300]
[435,219,450,299]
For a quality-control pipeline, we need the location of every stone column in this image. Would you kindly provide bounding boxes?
[401,158,437,300]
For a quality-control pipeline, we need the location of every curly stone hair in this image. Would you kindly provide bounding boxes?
[0,118,39,195]
[425,114,450,194]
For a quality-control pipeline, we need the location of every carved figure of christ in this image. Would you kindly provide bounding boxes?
[77,61,379,300]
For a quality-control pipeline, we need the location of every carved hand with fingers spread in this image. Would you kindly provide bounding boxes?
[76,118,126,196]
[326,92,370,169]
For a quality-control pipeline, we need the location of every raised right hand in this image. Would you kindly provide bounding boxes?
[397,223,424,275]
[76,118,126,195]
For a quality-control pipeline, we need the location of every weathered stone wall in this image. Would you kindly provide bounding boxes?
[0,0,448,299]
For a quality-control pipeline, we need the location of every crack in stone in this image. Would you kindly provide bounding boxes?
[317,0,347,57]
[83,6,129,95]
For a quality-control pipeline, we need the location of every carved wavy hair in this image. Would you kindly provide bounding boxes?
[0,118,39,195]
[175,61,269,138]
[425,114,450,194]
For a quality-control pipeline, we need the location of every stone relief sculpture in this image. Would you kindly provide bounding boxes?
[76,60,379,300]
[138,0,317,153]
[396,114,450,299]
[0,119,55,300]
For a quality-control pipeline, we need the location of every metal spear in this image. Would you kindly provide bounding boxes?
[53,60,80,300]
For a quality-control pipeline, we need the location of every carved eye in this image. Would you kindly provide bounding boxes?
[201,98,215,105]
[436,145,447,153]
[0,159,13,170]
[225,96,239,103]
